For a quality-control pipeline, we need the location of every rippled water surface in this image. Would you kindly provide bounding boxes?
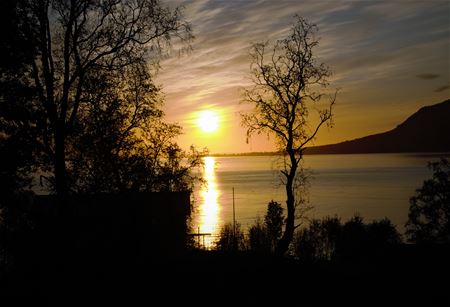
[191,153,449,245]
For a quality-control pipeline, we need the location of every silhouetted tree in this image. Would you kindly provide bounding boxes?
[339,215,402,259]
[0,1,199,274]
[67,68,204,193]
[241,16,337,256]
[0,0,38,193]
[367,218,402,247]
[293,215,401,261]
[338,214,368,258]
[293,216,341,261]
[1,0,192,196]
[216,222,245,252]
[0,0,38,269]
[406,158,450,244]
[265,200,284,251]
[247,217,271,253]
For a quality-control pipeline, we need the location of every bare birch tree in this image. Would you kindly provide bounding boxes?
[241,16,337,256]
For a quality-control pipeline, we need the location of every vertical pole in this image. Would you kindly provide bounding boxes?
[198,226,200,249]
[232,187,236,249]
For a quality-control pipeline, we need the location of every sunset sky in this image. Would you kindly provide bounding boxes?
[158,0,449,154]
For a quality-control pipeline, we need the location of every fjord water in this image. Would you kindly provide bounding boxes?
[192,153,449,246]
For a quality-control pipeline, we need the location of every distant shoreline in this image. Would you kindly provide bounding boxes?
[207,151,450,158]
[209,151,281,157]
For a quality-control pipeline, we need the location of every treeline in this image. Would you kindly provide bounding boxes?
[215,211,401,262]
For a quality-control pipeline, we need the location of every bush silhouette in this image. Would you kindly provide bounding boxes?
[293,216,341,261]
[406,158,450,244]
[264,200,284,252]
[293,214,401,261]
[216,222,245,252]
[247,217,271,253]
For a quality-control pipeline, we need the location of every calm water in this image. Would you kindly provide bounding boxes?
[192,153,449,246]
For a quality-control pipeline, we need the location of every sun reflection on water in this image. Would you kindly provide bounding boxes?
[197,156,220,248]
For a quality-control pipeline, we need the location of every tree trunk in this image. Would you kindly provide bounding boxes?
[275,152,297,256]
[54,121,67,196]
[275,176,295,256]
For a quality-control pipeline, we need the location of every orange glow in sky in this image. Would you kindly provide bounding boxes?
[159,1,449,154]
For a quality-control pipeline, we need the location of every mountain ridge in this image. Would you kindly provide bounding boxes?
[304,99,450,155]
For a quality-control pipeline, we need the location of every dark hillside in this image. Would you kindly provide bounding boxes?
[305,100,450,154]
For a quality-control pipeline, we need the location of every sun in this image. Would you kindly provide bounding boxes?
[197,110,219,133]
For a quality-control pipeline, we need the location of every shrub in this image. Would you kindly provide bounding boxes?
[264,200,284,251]
[293,214,401,261]
[406,158,450,244]
[247,217,271,253]
[216,222,245,252]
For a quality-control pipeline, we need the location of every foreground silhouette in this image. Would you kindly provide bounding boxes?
[3,245,449,305]
[2,194,450,305]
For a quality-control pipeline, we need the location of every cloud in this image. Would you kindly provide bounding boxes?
[435,85,449,92]
[417,73,440,80]
[158,0,450,152]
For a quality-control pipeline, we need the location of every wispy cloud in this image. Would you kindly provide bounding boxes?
[417,73,440,80]
[435,84,449,93]
[158,0,450,152]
